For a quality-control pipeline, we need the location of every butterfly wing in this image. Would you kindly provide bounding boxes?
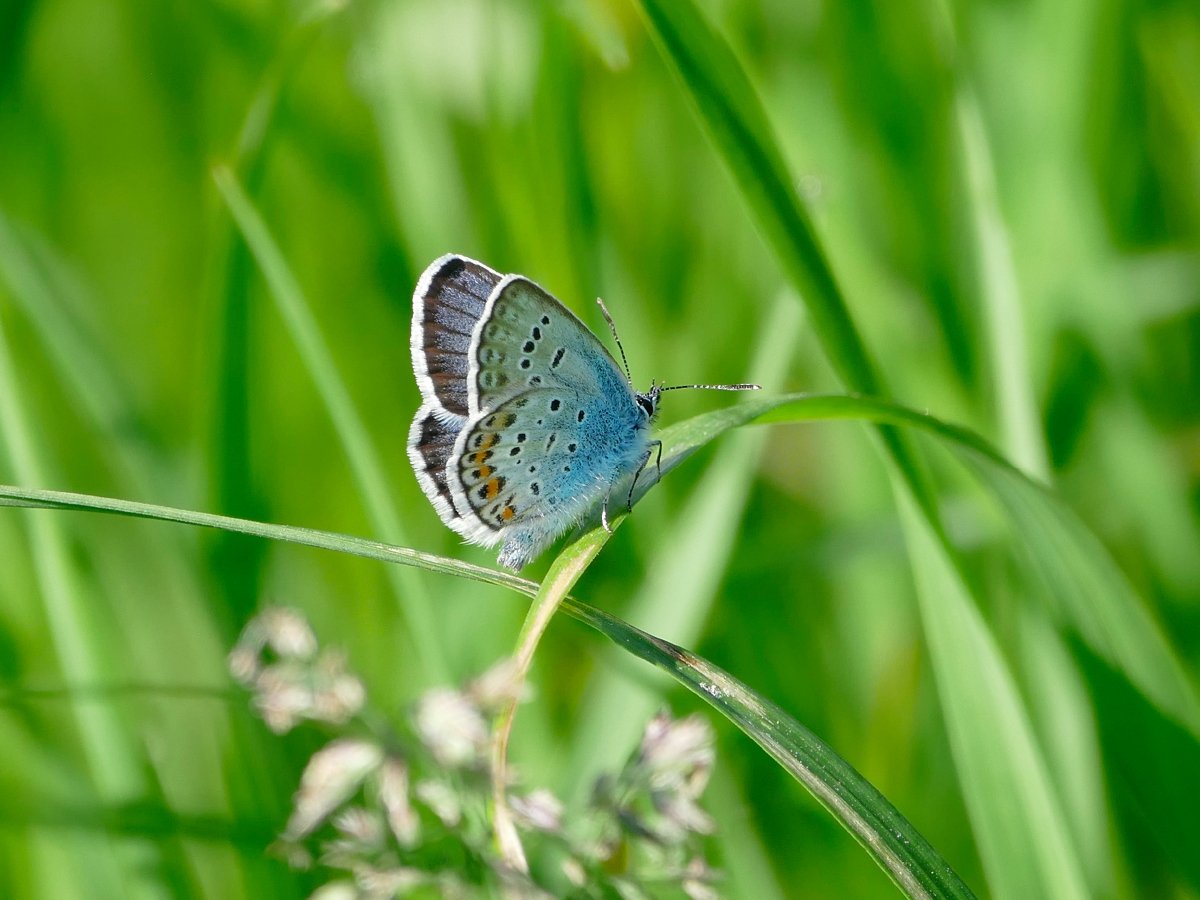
[410,254,502,421]
[467,275,628,414]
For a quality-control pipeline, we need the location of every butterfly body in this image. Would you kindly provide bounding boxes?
[408,255,655,570]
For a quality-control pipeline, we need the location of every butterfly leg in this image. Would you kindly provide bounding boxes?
[626,447,654,513]
[651,440,663,481]
[601,492,613,534]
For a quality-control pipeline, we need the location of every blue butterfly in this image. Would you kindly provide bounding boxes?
[408,255,758,571]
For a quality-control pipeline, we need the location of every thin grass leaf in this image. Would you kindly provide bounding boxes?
[213,166,447,683]
[0,483,531,594]
[706,763,789,900]
[0,481,976,900]
[895,489,1087,900]
[956,88,1049,480]
[0,319,142,801]
[954,76,1117,890]
[492,516,620,871]
[958,449,1200,736]
[632,0,936,532]
[0,313,145,900]
[563,590,980,900]
[633,2,872,395]
[672,393,1200,736]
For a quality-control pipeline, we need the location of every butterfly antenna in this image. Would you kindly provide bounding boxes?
[595,296,634,384]
[659,383,762,392]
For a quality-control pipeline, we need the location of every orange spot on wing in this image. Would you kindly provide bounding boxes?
[477,466,493,479]
[501,506,515,521]
[480,433,499,449]
[485,478,501,500]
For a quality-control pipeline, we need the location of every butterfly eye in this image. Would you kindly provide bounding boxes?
[636,396,655,417]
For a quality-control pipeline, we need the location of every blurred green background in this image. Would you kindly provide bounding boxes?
[1,0,1199,897]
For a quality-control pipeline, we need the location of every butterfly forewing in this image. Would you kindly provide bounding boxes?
[469,276,626,413]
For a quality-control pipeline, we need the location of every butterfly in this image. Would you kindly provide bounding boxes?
[407,254,759,571]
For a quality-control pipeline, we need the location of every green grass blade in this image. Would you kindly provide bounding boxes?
[669,394,1200,733]
[633,0,877,397]
[958,448,1200,736]
[956,77,1115,887]
[0,483,536,595]
[213,166,447,683]
[956,88,1049,480]
[493,517,619,870]
[564,592,980,900]
[895,488,1088,900]
[0,481,977,899]
[0,319,143,802]
[0,314,144,899]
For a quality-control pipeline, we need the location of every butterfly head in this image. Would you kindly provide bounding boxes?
[634,381,663,421]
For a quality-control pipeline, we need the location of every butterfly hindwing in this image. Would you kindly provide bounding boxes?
[451,390,609,530]
[411,254,502,419]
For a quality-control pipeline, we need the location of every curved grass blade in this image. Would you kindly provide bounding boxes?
[0,483,534,595]
[0,480,976,900]
[633,2,873,397]
[894,489,1087,900]
[560,594,979,900]
[213,166,447,683]
[492,517,620,871]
